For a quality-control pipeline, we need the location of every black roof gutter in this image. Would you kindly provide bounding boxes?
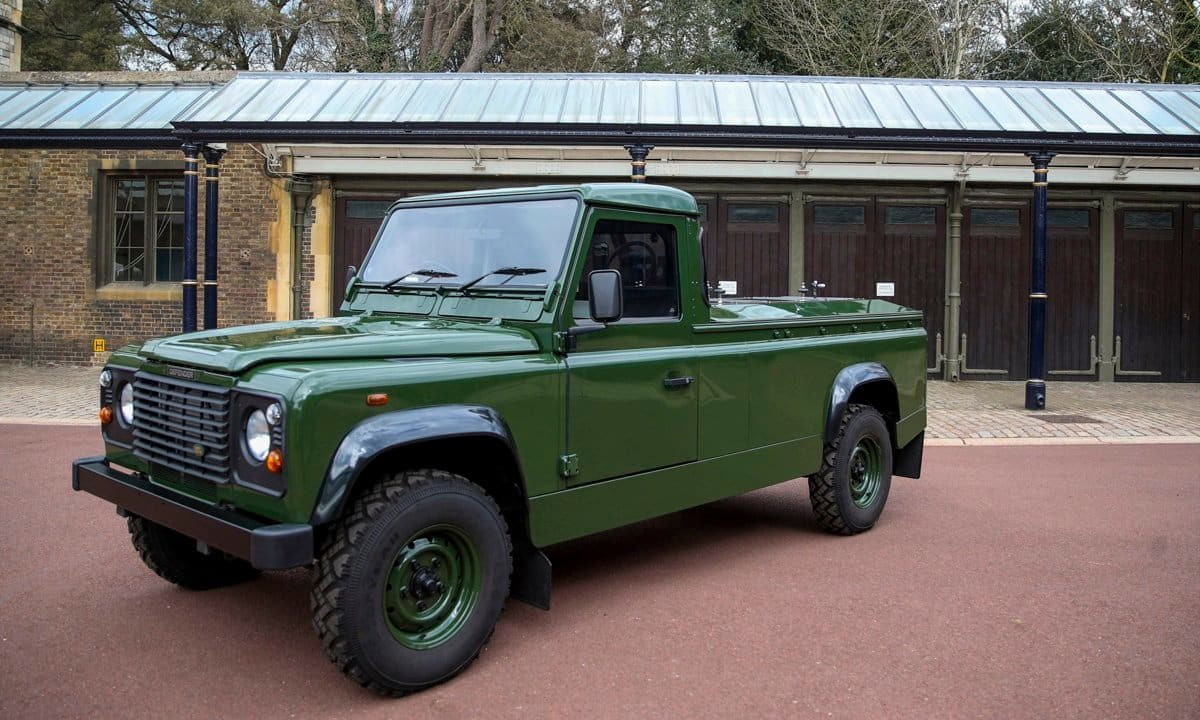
[0,130,181,149]
[171,121,1200,158]
[3,122,1197,157]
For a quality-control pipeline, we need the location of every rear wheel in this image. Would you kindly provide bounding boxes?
[311,469,511,696]
[128,516,259,590]
[808,404,893,535]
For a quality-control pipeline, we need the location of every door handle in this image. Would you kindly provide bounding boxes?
[663,376,695,388]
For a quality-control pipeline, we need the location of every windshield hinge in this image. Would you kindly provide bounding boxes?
[558,454,580,478]
[553,331,570,354]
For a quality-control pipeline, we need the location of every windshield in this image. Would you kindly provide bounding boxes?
[358,198,580,290]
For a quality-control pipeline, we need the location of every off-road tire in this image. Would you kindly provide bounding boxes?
[808,404,893,535]
[310,469,512,697]
[128,516,260,590]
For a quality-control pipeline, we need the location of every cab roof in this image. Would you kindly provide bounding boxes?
[392,183,700,216]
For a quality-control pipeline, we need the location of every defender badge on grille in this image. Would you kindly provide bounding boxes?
[193,444,206,458]
[167,366,195,380]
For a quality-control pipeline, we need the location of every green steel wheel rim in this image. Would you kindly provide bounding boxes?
[382,524,482,651]
[848,437,883,509]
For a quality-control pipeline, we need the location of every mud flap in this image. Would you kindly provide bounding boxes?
[510,539,552,611]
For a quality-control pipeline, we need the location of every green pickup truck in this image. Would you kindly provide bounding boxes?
[73,183,926,695]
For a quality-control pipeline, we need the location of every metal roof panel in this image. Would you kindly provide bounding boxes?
[750,81,797,126]
[3,73,1198,154]
[894,84,960,130]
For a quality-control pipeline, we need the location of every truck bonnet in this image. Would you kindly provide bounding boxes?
[139,315,541,373]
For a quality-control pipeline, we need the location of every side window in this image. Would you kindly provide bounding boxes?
[575,219,680,320]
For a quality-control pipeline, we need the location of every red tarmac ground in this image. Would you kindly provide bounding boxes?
[1,425,1197,719]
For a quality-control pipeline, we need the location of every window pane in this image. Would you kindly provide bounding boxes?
[885,206,936,225]
[1124,211,1172,230]
[970,208,1020,226]
[113,213,145,281]
[728,203,779,223]
[152,178,185,282]
[1047,209,1090,228]
[345,200,393,219]
[576,220,679,319]
[155,179,183,213]
[115,178,145,213]
[113,178,146,281]
[814,205,865,225]
[156,247,183,282]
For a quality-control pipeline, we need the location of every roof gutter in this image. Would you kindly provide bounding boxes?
[170,122,1200,158]
[0,130,180,148]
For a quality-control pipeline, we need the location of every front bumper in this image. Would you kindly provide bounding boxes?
[71,457,313,570]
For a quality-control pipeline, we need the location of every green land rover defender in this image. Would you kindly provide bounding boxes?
[73,183,926,695]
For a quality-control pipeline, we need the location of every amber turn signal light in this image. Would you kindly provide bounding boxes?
[265,449,284,473]
[366,393,389,406]
[98,407,113,424]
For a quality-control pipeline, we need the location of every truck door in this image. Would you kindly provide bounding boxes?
[564,210,698,486]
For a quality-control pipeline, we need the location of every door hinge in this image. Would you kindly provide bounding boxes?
[559,454,580,478]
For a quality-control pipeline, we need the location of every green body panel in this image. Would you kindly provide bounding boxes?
[140,316,542,373]
[98,183,926,549]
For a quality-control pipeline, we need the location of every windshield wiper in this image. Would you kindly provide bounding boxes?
[381,268,458,290]
[458,267,547,294]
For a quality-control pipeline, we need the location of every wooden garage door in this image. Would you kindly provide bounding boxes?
[1115,205,1191,381]
[333,197,394,306]
[960,205,1029,379]
[805,201,872,299]
[702,198,789,298]
[877,203,946,369]
[805,201,945,370]
[1184,206,1200,381]
[1045,207,1100,379]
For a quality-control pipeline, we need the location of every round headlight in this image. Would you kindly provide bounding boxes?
[265,402,283,426]
[119,383,134,425]
[244,409,271,463]
[99,369,113,388]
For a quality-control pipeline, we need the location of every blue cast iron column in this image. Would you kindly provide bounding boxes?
[181,143,200,333]
[624,144,653,182]
[202,145,225,330]
[1025,151,1055,410]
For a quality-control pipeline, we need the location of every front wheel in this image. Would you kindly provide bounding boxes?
[808,404,893,535]
[311,469,512,696]
[128,516,259,590]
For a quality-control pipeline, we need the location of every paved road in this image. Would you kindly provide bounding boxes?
[2,426,1197,719]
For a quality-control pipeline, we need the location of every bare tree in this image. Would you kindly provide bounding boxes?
[111,0,310,70]
[744,0,940,77]
[993,0,1200,82]
[918,0,1007,78]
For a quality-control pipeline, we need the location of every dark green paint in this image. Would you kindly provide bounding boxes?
[94,183,926,553]
[849,437,884,508]
[384,524,481,650]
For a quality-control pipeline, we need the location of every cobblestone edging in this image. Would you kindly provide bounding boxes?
[0,364,1197,443]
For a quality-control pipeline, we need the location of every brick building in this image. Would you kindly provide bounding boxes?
[0,71,1197,381]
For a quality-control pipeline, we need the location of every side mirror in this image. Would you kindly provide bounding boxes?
[345,265,358,288]
[588,269,623,323]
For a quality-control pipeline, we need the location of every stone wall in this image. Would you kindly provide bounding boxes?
[0,144,279,365]
[0,0,20,72]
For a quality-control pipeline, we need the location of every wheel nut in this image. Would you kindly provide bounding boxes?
[417,601,426,611]
[430,558,439,568]
[436,582,445,593]
[398,587,408,598]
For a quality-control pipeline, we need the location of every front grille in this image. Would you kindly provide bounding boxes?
[131,372,232,485]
